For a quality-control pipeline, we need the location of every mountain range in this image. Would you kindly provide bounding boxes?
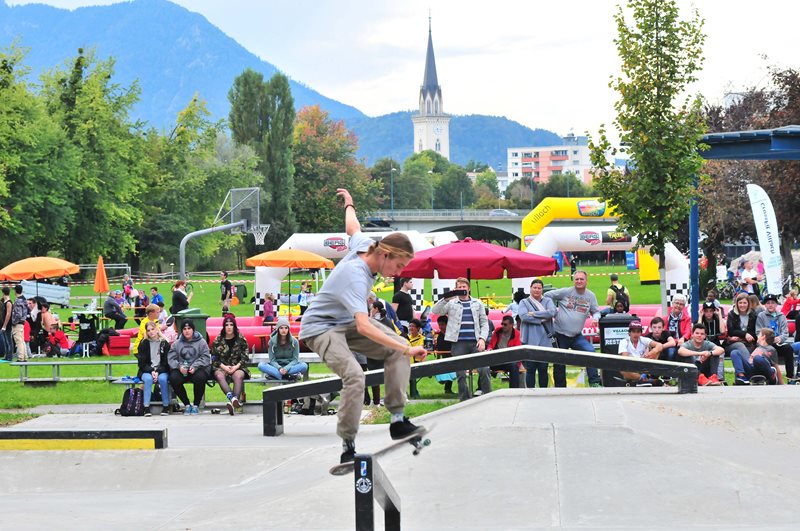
[0,0,562,166]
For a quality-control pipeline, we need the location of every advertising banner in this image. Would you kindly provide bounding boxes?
[746,184,782,295]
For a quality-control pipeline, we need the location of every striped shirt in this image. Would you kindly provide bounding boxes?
[457,300,476,342]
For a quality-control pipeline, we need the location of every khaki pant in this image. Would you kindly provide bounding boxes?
[305,321,409,442]
[12,324,26,361]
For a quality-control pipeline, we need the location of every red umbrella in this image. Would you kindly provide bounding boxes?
[400,238,558,280]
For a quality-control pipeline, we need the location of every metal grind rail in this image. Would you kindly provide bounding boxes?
[352,454,401,531]
[262,345,698,436]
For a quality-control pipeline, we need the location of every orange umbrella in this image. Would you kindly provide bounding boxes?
[246,249,334,316]
[0,256,80,281]
[245,249,334,269]
[94,255,110,294]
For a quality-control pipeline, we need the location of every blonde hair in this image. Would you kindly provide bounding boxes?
[747,294,761,311]
[145,320,165,340]
[366,232,414,260]
[146,303,160,315]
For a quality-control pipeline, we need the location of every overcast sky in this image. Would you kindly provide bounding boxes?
[8,0,800,141]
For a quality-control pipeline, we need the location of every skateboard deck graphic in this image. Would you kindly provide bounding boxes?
[329,424,434,476]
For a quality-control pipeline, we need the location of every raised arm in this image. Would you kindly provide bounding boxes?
[337,188,361,236]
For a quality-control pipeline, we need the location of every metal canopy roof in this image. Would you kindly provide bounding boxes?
[701,125,800,160]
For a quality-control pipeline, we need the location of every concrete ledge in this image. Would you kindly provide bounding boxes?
[0,429,168,450]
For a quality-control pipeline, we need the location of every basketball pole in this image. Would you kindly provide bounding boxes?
[178,221,246,280]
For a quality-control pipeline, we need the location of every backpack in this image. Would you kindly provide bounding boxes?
[115,387,145,416]
[610,284,630,312]
[11,298,27,325]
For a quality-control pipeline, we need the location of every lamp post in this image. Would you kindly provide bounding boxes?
[390,167,397,217]
[497,162,503,208]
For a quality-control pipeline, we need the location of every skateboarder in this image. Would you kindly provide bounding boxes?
[299,188,427,465]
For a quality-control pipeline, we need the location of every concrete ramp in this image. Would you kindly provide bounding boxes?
[1,387,799,529]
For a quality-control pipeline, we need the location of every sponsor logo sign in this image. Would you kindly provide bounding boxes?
[323,237,347,252]
[601,230,631,243]
[579,231,601,245]
[577,200,606,217]
[356,477,373,494]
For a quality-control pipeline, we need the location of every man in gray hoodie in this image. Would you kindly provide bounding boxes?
[755,293,793,379]
[168,320,212,414]
[544,270,602,387]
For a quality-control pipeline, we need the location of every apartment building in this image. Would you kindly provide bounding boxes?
[502,133,592,194]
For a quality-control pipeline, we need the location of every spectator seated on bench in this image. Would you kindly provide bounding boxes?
[137,321,171,416]
[257,317,307,382]
[168,320,212,415]
[210,314,250,415]
[487,315,522,388]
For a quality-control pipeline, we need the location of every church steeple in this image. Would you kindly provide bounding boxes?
[422,17,439,93]
[418,16,443,117]
[412,16,451,160]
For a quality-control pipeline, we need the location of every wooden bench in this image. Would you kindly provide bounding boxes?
[110,353,323,388]
[10,360,137,384]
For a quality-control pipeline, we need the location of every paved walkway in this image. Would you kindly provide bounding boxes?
[1,386,799,529]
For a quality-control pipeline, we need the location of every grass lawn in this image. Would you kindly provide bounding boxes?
[1,265,703,415]
[51,264,678,328]
[0,412,39,427]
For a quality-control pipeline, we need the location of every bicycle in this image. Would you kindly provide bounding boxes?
[712,278,737,300]
[782,273,800,296]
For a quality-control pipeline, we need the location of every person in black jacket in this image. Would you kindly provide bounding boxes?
[136,321,171,416]
[698,301,727,382]
[725,292,757,369]
[170,280,192,315]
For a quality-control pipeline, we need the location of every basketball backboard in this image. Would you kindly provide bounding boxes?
[214,188,261,234]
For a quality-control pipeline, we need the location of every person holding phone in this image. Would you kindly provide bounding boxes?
[431,278,490,401]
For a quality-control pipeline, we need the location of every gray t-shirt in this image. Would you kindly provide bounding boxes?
[299,231,377,340]
[544,286,600,337]
[752,344,778,366]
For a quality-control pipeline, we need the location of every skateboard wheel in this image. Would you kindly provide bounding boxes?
[422,438,431,446]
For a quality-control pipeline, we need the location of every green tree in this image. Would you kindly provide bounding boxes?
[406,150,450,174]
[228,69,296,249]
[505,177,535,209]
[701,68,800,277]
[532,172,590,205]
[435,165,475,209]
[474,170,499,197]
[0,44,79,261]
[40,49,148,263]
[368,157,401,210]
[465,160,489,173]
[293,105,380,231]
[395,157,434,209]
[589,0,707,310]
[137,97,261,272]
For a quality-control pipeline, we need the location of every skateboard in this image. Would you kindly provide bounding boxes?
[329,424,434,476]
[749,375,767,385]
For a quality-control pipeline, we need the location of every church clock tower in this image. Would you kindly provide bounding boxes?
[412,18,450,160]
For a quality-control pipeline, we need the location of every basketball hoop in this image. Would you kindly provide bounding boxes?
[251,224,271,246]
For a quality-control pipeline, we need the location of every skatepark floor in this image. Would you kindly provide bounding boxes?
[1,386,799,530]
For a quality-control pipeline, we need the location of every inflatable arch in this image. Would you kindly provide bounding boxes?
[514,198,689,302]
[253,230,459,316]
